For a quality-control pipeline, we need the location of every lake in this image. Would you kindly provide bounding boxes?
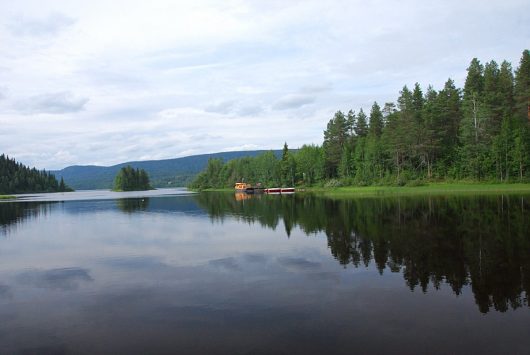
[1,189,529,354]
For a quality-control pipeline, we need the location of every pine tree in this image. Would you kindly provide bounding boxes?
[369,102,384,137]
[59,177,66,192]
[420,86,441,178]
[436,79,462,173]
[346,110,356,137]
[459,58,488,179]
[323,111,349,177]
[412,83,425,124]
[279,142,296,186]
[354,109,368,137]
[514,49,530,125]
[483,60,502,138]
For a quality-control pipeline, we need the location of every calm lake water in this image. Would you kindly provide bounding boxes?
[0,189,529,354]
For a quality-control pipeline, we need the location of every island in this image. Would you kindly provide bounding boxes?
[113,165,153,191]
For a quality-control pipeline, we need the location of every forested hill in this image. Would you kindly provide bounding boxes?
[53,150,283,190]
[0,154,71,194]
[191,50,530,189]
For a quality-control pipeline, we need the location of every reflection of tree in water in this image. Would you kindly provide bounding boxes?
[195,192,530,313]
[0,202,54,234]
[116,198,150,213]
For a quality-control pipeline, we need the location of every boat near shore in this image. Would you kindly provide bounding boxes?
[234,182,264,194]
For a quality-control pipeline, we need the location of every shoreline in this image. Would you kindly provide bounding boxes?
[195,183,530,197]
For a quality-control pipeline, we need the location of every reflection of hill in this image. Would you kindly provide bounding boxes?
[195,192,530,313]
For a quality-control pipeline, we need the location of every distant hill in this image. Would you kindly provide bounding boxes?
[53,150,283,190]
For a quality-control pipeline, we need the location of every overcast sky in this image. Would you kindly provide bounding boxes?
[0,0,528,169]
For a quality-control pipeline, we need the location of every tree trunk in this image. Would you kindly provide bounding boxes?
[505,149,509,182]
[396,152,400,178]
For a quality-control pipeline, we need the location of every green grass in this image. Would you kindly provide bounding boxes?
[305,183,530,197]
[0,195,16,200]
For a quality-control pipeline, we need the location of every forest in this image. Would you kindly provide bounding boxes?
[190,50,530,189]
[0,154,71,194]
[113,165,153,191]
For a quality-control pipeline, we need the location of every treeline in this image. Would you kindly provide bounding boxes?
[191,50,530,189]
[113,165,152,191]
[0,154,71,194]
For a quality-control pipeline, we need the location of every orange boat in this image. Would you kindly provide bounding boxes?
[235,182,265,194]
[235,182,252,191]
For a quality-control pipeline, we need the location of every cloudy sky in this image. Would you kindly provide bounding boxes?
[0,0,528,169]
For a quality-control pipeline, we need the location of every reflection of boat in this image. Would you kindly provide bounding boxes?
[264,187,295,194]
[235,192,252,201]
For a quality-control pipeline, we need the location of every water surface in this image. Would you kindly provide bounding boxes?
[0,189,529,354]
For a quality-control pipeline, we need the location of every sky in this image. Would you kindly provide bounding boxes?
[0,0,529,170]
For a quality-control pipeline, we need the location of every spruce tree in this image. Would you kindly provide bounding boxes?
[369,102,384,137]
[514,49,530,125]
[354,109,368,137]
[323,111,349,177]
[460,58,488,179]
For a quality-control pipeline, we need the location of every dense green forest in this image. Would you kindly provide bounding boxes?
[191,50,530,189]
[0,154,71,194]
[113,165,153,191]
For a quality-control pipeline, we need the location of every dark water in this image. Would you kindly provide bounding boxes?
[0,190,529,354]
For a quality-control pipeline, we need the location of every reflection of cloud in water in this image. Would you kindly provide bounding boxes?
[277,257,321,271]
[0,284,12,299]
[306,272,340,282]
[209,257,240,271]
[243,253,267,264]
[103,256,169,270]
[75,284,317,354]
[16,267,93,291]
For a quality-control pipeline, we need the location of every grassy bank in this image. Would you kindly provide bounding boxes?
[305,183,530,197]
[193,183,530,197]
[0,195,16,200]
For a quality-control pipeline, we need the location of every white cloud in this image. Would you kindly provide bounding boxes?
[0,86,7,101]
[273,94,315,110]
[16,91,89,114]
[7,12,75,37]
[204,100,235,114]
